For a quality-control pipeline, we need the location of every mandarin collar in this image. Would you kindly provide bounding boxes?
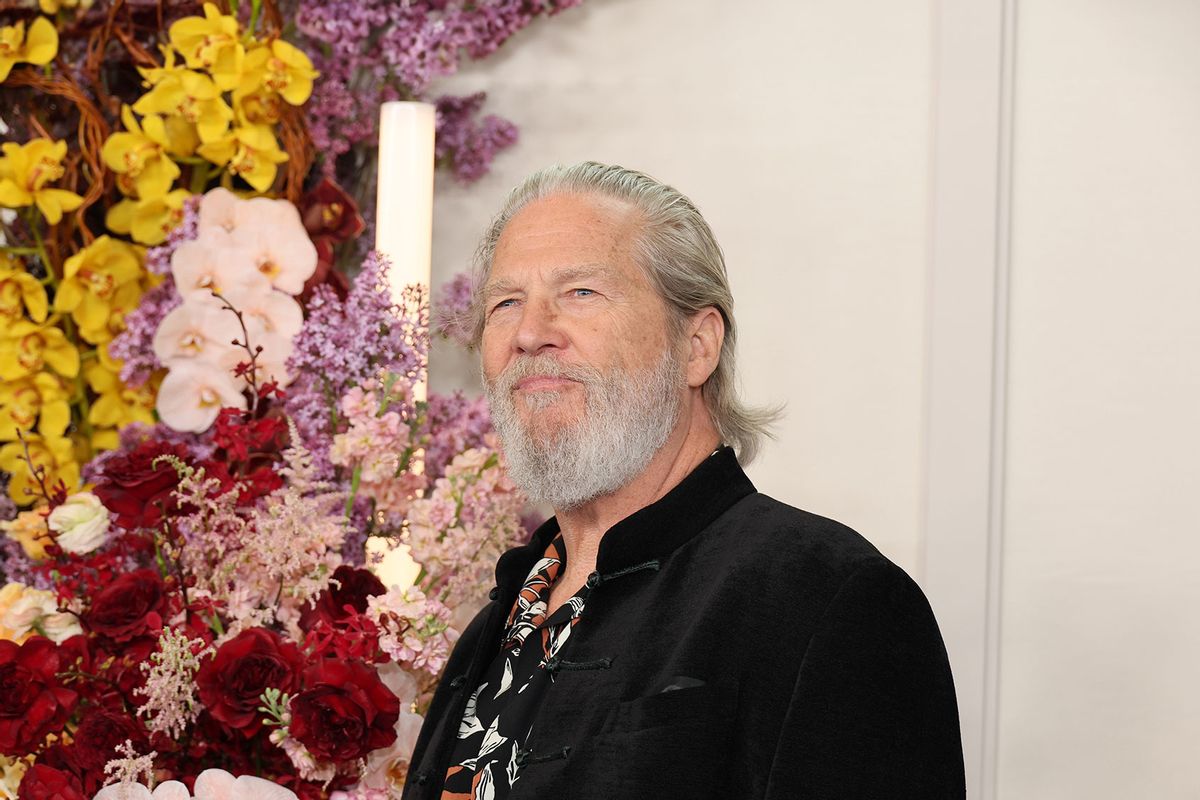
[494,446,756,592]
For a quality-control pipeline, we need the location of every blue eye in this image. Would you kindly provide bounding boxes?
[572,288,595,297]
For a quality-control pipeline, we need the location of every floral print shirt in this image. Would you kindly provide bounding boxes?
[441,534,586,799]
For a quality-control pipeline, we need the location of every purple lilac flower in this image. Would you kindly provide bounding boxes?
[0,490,14,523]
[423,391,491,483]
[285,252,430,478]
[340,493,374,566]
[0,536,50,589]
[433,271,475,348]
[435,94,519,184]
[295,0,578,180]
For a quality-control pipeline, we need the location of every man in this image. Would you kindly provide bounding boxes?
[403,163,965,799]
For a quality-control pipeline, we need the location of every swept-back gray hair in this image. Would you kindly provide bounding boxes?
[469,161,780,465]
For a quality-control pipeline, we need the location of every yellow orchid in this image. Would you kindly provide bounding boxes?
[39,0,94,13]
[106,188,191,245]
[53,235,144,343]
[134,68,234,145]
[0,432,79,505]
[0,139,84,225]
[0,319,80,381]
[169,3,245,91]
[102,106,181,199]
[198,124,289,193]
[239,39,317,106]
[0,17,57,83]
[233,86,284,126]
[85,361,155,431]
[0,371,71,441]
[0,254,48,324]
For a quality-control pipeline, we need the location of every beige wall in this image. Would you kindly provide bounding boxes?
[426,1,1199,796]
[998,2,1200,797]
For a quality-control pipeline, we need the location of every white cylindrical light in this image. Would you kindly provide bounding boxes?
[371,101,435,590]
[375,101,435,308]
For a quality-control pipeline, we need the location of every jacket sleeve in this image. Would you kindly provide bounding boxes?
[763,560,966,800]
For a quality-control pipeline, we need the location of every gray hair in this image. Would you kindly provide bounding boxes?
[469,161,780,465]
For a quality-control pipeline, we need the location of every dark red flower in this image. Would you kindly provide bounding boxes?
[196,628,305,737]
[93,441,193,530]
[84,569,166,643]
[299,565,386,632]
[0,637,78,757]
[299,178,366,242]
[17,764,85,800]
[300,238,351,303]
[289,659,399,762]
[72,709,145,772]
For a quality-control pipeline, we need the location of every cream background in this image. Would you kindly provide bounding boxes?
[417,0,1199,797]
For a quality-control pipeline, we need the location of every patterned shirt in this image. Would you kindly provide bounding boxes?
[441,534,586,799]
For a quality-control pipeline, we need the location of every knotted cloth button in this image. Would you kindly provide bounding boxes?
[544,656,561,672]
[449,675,466,689]
[515,749,531,767]
[488,586,500,601]
[585,571,602,589]
[415,773,429,785]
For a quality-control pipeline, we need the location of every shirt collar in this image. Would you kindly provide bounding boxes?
[494,446,756,593]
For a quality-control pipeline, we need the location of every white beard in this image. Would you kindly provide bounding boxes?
[485,348,684,511]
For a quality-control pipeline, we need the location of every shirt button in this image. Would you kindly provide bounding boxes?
[585,571,602,589]
[488,586,500,601]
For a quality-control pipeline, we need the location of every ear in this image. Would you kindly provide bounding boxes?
[685,307,724,388]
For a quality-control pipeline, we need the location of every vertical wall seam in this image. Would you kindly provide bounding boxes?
[983,0,1017,797]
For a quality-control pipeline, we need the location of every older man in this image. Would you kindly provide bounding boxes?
[403,163,965,799]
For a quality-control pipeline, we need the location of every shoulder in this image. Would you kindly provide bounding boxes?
[694,492,922,612]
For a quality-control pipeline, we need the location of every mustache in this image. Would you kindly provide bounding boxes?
[490,355,606,393]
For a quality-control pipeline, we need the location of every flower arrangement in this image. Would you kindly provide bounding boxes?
[0,0,578,797]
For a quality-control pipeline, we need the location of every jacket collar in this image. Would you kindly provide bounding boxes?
[494,446,756,592]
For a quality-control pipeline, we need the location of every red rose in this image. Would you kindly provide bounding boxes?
[84,569,166,643]
[0,637,78,757]
[72,709,145,772]
[289,659,399,762]
[17,764,85,800]
[196,628,304,737]
[94,441,193,530]
[299,565,386,632]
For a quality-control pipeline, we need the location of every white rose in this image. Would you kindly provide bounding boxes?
[47,492,110,554]
[1,587,57,639]
[40,610,83,644]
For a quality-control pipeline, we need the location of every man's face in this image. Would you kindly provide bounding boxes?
[480,192,685,508]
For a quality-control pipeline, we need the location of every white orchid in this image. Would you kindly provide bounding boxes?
[155,360,247,433]
[93,769,298,800]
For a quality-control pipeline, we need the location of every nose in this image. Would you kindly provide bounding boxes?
[512,296,567,355]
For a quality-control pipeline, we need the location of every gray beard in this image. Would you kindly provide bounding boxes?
[485,349,684,511]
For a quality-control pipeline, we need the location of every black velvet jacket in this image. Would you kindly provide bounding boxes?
[402,448,965,799]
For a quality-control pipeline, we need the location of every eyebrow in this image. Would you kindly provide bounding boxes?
[481,264,622,301]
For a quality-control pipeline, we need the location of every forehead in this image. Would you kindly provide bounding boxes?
[490,192,645,282]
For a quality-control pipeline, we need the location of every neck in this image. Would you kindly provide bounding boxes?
[552,390,720,579]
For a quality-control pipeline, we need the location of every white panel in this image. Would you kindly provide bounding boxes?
[1001,2,1200,797]
[428,0,933,572]
[923,1,1011,797]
